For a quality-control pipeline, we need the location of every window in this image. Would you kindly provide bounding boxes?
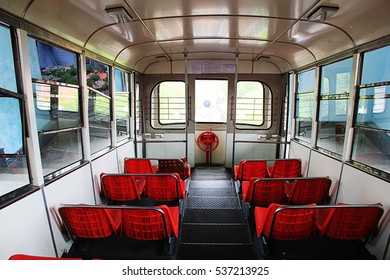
[295,69,315,143]
[236,81,272,129]
[150,81,186,129]
[317,58,352,156]
[86,58,111,154]
[114,69,130,143]
[28,37,83,179]
[352,45,390,177]
[195,79,228,123]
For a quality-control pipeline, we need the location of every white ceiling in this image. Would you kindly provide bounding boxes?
[1,0,390,73]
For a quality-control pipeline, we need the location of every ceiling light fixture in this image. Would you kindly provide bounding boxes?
[307,5,339,22]
[105,6,132,23]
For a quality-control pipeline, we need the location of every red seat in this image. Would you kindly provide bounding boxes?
[254,203,316,239]
[100,173,144,204]
[9,254,81,260]
[58,205,121,239]
[234,160,268,182]
[124,158,156,174]
[285,177,332,204]
[242,178,286,207]
[121,205,179,240]
[268,159,301,178]
[143,173,186,202]
[316,203,384,242]
[156,158,191,180]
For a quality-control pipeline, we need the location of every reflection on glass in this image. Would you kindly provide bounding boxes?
[0,25,17,92]
[317,100,347,155]
[0,97,29,195]
[115,69,130,142]
[356,86,390,131]
[39,129,83,176]
[361,45,390,85]
[33,83,80,131]
[89,127,111,155]
[0,157,30,197]
[28,37,78,85]
[352,128,390,174]
[296,119,312,143]
[0,97,23,154]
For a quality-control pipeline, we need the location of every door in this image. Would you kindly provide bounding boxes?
[195,79,228,165]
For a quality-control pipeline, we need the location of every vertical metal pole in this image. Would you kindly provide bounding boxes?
[185,52,189,160]
[231,52,239,174]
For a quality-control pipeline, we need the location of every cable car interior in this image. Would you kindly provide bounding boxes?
[0,0,390,260]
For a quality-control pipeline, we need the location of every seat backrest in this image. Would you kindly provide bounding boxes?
[124,158,154,174]
[250,178,286,206]
[143,173,183,201]
[269,159,301,178]
[271,205,316,240]
[236,160,268,181]
[121,205,179,240]
[100,173,142,202]
[288,177,332,204]
[255,204,316,240]
[58,205,121,239]
[157,158,190,180]
[316,204,384,242]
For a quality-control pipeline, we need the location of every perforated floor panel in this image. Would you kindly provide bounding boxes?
[177,166,256,260]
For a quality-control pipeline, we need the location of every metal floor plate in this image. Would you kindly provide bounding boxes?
[189,187,236,197]
[185,196,240,209]
[180,224,252,244]
[190,180,232,189]
[182,208,246,224]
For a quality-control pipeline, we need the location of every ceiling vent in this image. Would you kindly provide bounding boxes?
[105,6,133,23]
[307,5,339,22]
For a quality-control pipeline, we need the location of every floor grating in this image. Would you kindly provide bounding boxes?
[177,166,256,260]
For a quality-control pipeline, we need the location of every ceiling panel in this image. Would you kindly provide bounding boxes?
[127,0,318,19]
[0,0,30,18]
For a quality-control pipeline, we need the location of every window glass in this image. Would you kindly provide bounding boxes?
[0,97,29,193]
[151,81,186,128]
[195,80,228,123]
[33,83,80,131]
[0,26,30,197]
[361,45,390,85]
[236,81,264,126]
[295,69,315,143]
[114,69,130,142]
[0,25,17,92]
[28,37,83,177]
[356,86,390,130]
[317,58,352,155]
[352,45,390,177]
[87,58,111,154]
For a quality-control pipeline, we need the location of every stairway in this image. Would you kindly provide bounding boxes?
[176,166,257,259]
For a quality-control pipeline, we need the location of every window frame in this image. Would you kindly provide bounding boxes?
[0,23,35,208]
[235,80,270,128]
[86,57,112,155]
[28,36,84,181]
[149,80,186,130]
[114,68,131,144]
[316,57,353,157]
[350,45,390,181]
[294,69,316,144]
